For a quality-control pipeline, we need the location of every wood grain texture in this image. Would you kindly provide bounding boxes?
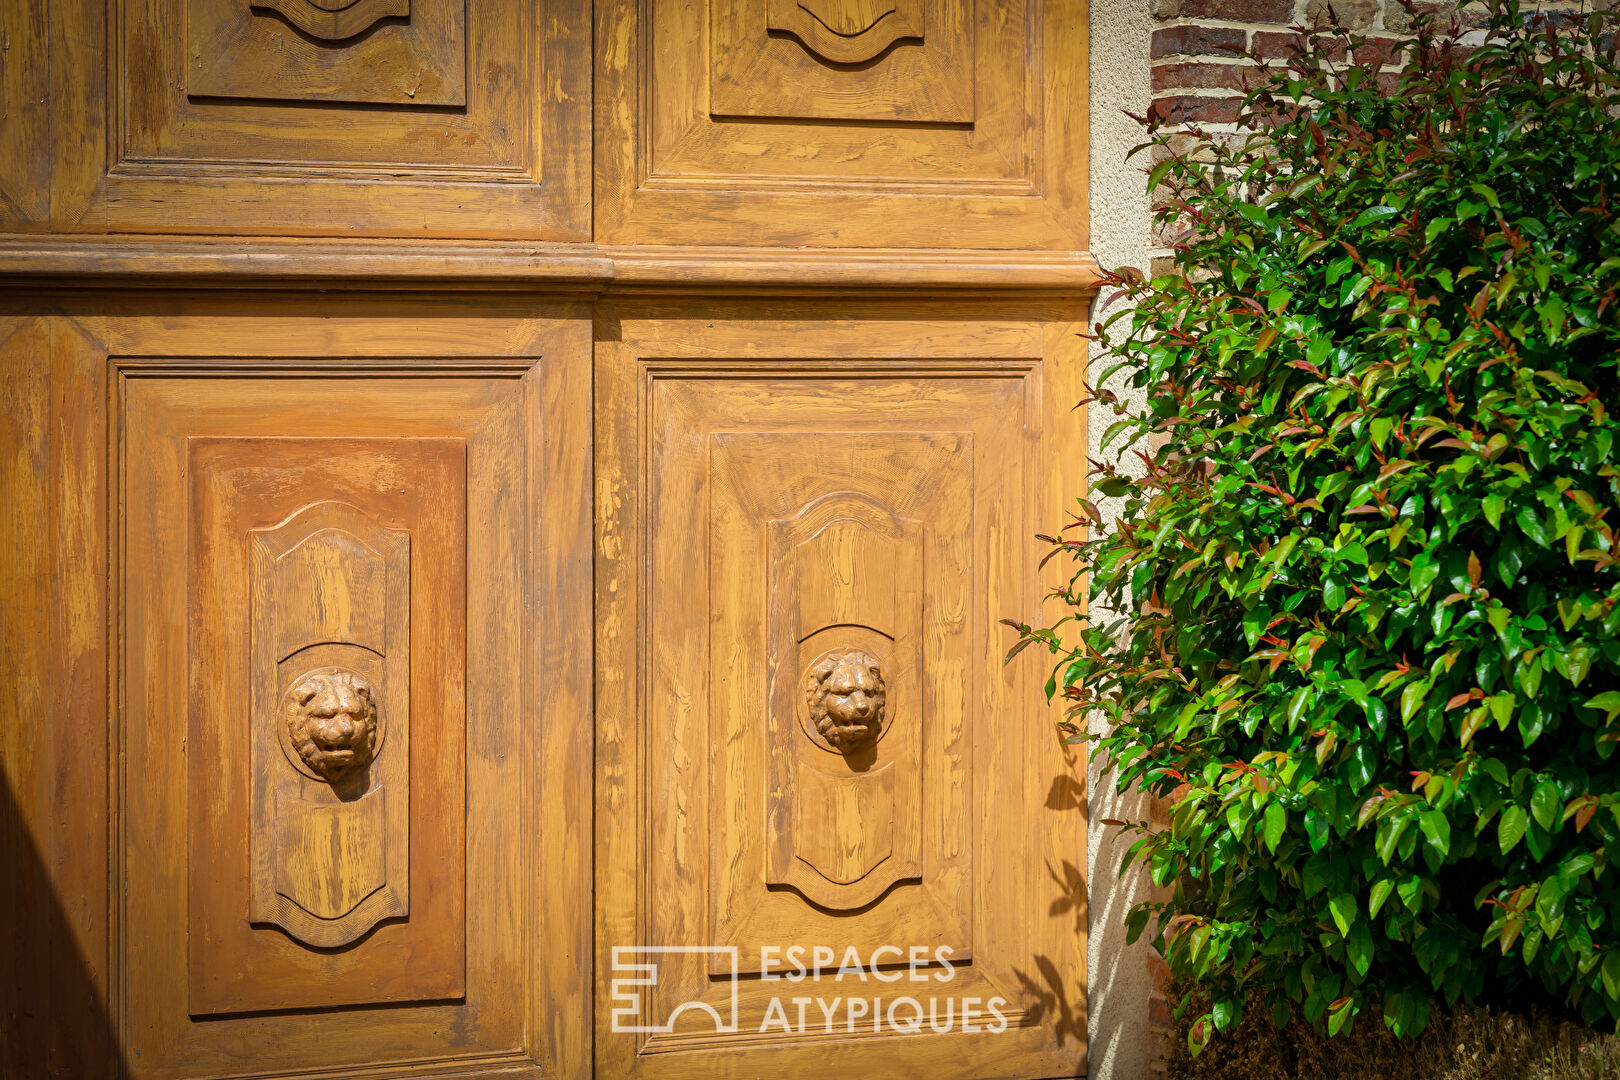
[595,0,1089,249]
[0,0,51,226]
[251,0,410,41]
[0,300,595,1080]
[183,436,465,1012]
[595,300,1089,1079]
[0,315,113,1079]
[761,482,932,911]
[764,0,925,65]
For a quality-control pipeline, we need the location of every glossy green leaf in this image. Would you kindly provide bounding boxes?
[1329,893,1356,938]
[1499,805,1529,856]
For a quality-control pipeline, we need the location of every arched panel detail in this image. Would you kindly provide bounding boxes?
[248,500,412,949]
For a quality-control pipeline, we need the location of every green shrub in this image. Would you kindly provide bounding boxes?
[1010,0,1620,1052]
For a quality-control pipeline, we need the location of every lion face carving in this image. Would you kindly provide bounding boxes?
[803,649,886,753]
[282,668,380,782]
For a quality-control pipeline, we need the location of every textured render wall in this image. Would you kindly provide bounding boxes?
[1087,0,1159,1077]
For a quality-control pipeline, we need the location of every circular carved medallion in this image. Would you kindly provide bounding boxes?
[800,648,887,753]
[281,667,382,782]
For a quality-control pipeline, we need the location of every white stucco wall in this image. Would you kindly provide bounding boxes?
[1087,0,1159,1076]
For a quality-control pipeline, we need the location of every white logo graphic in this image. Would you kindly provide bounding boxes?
[609,946,740,1034]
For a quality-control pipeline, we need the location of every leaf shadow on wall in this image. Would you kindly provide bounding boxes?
[1009,767,1089,1051]
[0,776,122,1077]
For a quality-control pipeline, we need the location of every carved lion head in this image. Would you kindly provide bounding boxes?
[282,668,379,782]
[803,648,886,753]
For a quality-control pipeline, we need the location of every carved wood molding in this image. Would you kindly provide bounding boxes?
[249,500,412,949]
[190,0,460,106]
[0,237,1102,292]
[764,489,927,911]
[251,0,410,40]
[765,0,924,63]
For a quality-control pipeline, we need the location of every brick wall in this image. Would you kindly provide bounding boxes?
[1150,0,1607,139]
[1151,0,1487,128]
[1144,0,1470,278]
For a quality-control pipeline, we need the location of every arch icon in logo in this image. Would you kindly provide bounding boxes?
[609,945,741,1034]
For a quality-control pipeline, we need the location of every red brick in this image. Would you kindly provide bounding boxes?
[1253,27,1353,59]
[1180,0,1295,19]
[1252,28,1310,57]
[1151,94,1244,124]
[1349,34,1404,66]
[1260,30,1404,66]
[1149,996,1174,1027]
[1152,24,1248,58]
[1153,60,1254,92]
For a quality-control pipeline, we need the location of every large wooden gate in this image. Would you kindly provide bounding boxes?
[0,2,1095,1076]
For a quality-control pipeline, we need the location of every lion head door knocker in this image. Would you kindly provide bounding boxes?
[282,667,382,783]
[802,648,887,753]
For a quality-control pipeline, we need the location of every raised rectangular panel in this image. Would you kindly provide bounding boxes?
[127,376,521,1070]
[596,304,1089,1079]
[186,437,465,1015]
[187,0,466,106]
[250,501,414,948]
[595,0,1087,249]
[721,432,969,967]
[712,0,970,122]
[107,302,592,1080]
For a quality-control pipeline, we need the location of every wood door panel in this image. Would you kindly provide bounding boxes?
[596,304,1089,1079]
[126,377,510,1072]
[74,301,596,1080]
[23,0,590,237]
[595,0,1088,249]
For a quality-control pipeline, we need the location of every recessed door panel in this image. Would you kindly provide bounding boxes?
[187,437,465,1013]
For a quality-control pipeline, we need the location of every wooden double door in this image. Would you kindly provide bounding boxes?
[0,298,1086,1077]
[1,1,1093,1077]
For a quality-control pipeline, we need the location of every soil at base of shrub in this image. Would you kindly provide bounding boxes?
[1165,990,1620,1080]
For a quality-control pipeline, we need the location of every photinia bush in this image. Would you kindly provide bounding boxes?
[1010,0,1620,1053]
